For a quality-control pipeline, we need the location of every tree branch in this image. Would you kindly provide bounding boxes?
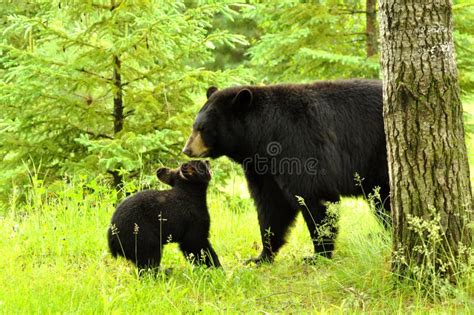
[84,130,113,139]
[341,32,369,37]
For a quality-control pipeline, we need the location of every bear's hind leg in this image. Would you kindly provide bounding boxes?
[133,228,163,271]
[179,238,221,268]
[135,246,163,271]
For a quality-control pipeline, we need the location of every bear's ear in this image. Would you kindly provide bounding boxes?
[232,88,253,110]
[156,167,175,187]
[206,86,218,99]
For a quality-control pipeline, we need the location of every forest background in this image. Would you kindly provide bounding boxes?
[0,1,473,312]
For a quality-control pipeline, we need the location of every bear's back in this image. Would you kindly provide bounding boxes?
[110,190,167,233]
[111,188,208,238]
[258,79,382,113]
[247,79,385,195]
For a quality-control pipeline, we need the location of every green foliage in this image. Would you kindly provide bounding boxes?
[0,0,249,200]
[244,0,474,93]
[464,95,474,136]
[207,3,257,71]
[246,0,380,83]
[1,0,473,201]
[454,1,474,95]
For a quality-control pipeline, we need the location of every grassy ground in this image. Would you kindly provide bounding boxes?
[0,105,473,313]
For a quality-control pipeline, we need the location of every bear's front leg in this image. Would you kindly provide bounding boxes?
[300,200,339,261]
[244,172,298,264]
[202,244,221,268]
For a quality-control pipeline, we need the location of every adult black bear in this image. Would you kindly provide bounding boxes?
[183,79,389,263]
[107,160,221,269]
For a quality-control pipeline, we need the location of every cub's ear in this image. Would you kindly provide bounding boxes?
[206,86,218,99]
[156,167,175,187]
[232,88,253,109]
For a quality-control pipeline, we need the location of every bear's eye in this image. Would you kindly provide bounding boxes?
[196,124,205,132]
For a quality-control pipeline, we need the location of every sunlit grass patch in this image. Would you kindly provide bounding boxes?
[0,165,472,312]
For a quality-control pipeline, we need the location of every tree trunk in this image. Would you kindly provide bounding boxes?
[109,170,124,192]
[379,0,472,286]
[111,54,124,192]
[366,0,377,57]
[110,0,124,192]
[112,55,124,134]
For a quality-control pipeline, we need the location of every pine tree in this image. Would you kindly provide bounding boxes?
[246,0,380,83]
[0,0,247,196]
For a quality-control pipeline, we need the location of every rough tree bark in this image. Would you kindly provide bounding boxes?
[379,0,472,284]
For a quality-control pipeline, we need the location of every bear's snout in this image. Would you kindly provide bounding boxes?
[182,131,209,157]
[182,146,192,156]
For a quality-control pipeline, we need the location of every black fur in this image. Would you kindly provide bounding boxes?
[185,79,389,263]
[107,160,221,269]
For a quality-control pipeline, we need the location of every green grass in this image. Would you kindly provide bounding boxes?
[0,179,472,313]
[0,105,473,313]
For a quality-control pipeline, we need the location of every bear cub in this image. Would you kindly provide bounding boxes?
[107,160,221,270]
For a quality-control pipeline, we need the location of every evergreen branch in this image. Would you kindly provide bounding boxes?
[109,0,124,12]
[91,3,113,10]
[330,4,376,15]
[341,32,370,37]
[83,130,113,140]
[66,121,113,140]
[1,44,112,84]
[36,21,104,50]
[455,42,474,55]
[336,10,370,15]
[453,3,474,10]
[122,67,162,86]
[122,33,214,86]
[346,39,366,43]
[76,67,112,83]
